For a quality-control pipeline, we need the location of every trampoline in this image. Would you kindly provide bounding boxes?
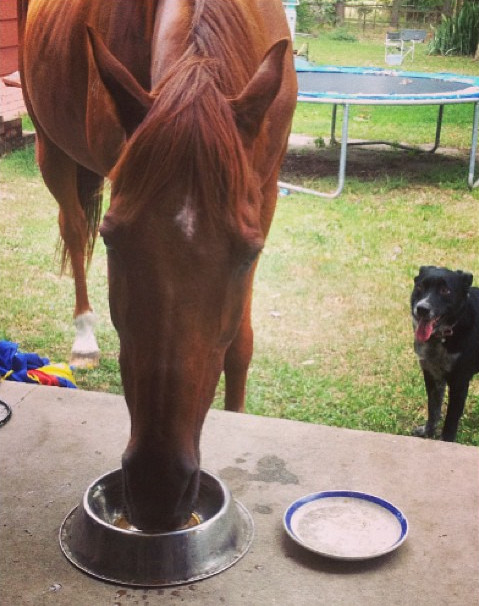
[282,61,479,198]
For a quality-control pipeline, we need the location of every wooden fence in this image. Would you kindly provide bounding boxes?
[301,1,442,31]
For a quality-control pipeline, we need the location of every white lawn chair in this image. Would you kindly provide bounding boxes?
[385,29,426,66]
[385,31,404,66]
[400,29,427,61]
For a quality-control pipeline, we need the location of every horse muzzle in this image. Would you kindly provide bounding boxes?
[121,449,200,532]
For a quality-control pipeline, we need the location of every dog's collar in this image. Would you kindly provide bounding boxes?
[434,325,454,342]
[434,299,469,341]
[433,322,457,343]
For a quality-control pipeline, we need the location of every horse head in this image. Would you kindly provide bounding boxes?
[89,28,288,531]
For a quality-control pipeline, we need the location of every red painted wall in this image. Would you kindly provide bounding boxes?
[0,0,18,77]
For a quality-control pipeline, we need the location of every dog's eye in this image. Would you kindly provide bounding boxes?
[415,284,423,292]
[440,286,451,295]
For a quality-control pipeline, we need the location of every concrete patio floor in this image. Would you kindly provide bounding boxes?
[1,381,478,605]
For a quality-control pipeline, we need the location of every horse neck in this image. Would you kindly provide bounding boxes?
[151,0,192,88]
[150,0,263,94]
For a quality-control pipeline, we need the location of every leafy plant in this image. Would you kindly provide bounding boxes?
[329,27,358,42]
[429,1,479,56]
[297,0,318,32]
[297,0,337,32]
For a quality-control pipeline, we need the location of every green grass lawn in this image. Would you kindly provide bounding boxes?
[1,31,479,445]
[297,29,478,74]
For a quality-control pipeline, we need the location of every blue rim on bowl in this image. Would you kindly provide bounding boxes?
[284,490,408,561]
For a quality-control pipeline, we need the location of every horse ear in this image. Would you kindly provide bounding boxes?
[231,38,289,147]
[86,26,154,137]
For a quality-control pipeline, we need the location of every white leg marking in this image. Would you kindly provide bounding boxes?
[71,311,100,360]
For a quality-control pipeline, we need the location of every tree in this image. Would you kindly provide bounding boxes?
[390,0,401,27]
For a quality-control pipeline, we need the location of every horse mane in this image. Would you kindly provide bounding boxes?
[109,0,265,223]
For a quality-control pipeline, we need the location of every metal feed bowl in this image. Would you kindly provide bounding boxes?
[59,469,254,586]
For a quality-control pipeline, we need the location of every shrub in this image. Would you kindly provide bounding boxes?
[429,1,479,56]
[329,27,358,42]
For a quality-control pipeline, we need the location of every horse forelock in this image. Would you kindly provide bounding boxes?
[109,0,264,225]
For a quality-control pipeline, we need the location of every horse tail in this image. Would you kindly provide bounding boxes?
[79,165,103,271]
[59,165,104,274]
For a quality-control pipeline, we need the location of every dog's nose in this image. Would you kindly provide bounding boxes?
[415,302,431,318]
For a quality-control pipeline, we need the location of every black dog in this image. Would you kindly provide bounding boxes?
[411,265,479,441]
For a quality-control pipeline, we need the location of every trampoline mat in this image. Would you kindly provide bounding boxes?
[297,71,469,98]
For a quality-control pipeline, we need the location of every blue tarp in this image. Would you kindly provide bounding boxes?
[0,340,76,388]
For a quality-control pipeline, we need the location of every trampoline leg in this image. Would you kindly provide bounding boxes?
[335,104,349,197]
[278,104,349,199]
[429,104,444,154]
[468,102,479,189]
[331,105,338,145]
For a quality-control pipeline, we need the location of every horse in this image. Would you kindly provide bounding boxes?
[19,0,297,531]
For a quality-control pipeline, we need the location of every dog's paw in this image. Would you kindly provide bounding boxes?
[412,425,427,437]
[412,424,435,438]
[440,431,457,442]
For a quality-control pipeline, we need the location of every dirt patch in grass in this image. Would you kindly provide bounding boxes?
[280,145,469,186]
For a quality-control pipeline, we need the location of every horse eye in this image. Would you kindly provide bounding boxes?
[101,235,121,257]
[238,251,261,273]
[101,236,114,252]
[99,217,121,252]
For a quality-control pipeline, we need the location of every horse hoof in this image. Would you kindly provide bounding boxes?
[70,351,100,369]
[71,312,100,368]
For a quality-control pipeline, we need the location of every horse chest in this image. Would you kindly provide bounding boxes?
[415,339,460,379]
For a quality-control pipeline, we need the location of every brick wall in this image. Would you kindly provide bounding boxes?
[0,1,32,154]
[0,0,18,77]
[0,116,34,155]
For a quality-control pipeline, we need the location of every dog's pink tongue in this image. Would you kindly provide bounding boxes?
[415,318,435,342]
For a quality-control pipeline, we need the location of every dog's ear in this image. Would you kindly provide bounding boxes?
[416,265,433,281]
[419,265,437,275]
[459,271,473,292]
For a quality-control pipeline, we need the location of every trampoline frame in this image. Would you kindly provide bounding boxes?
[282,65,479,198]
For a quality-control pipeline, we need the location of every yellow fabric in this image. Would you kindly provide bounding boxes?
[28,363,77,386]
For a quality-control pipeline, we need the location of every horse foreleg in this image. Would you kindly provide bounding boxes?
[224,297,254,412]
[36,134,101,367]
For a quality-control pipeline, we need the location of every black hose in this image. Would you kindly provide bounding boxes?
[0,400,12,427]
